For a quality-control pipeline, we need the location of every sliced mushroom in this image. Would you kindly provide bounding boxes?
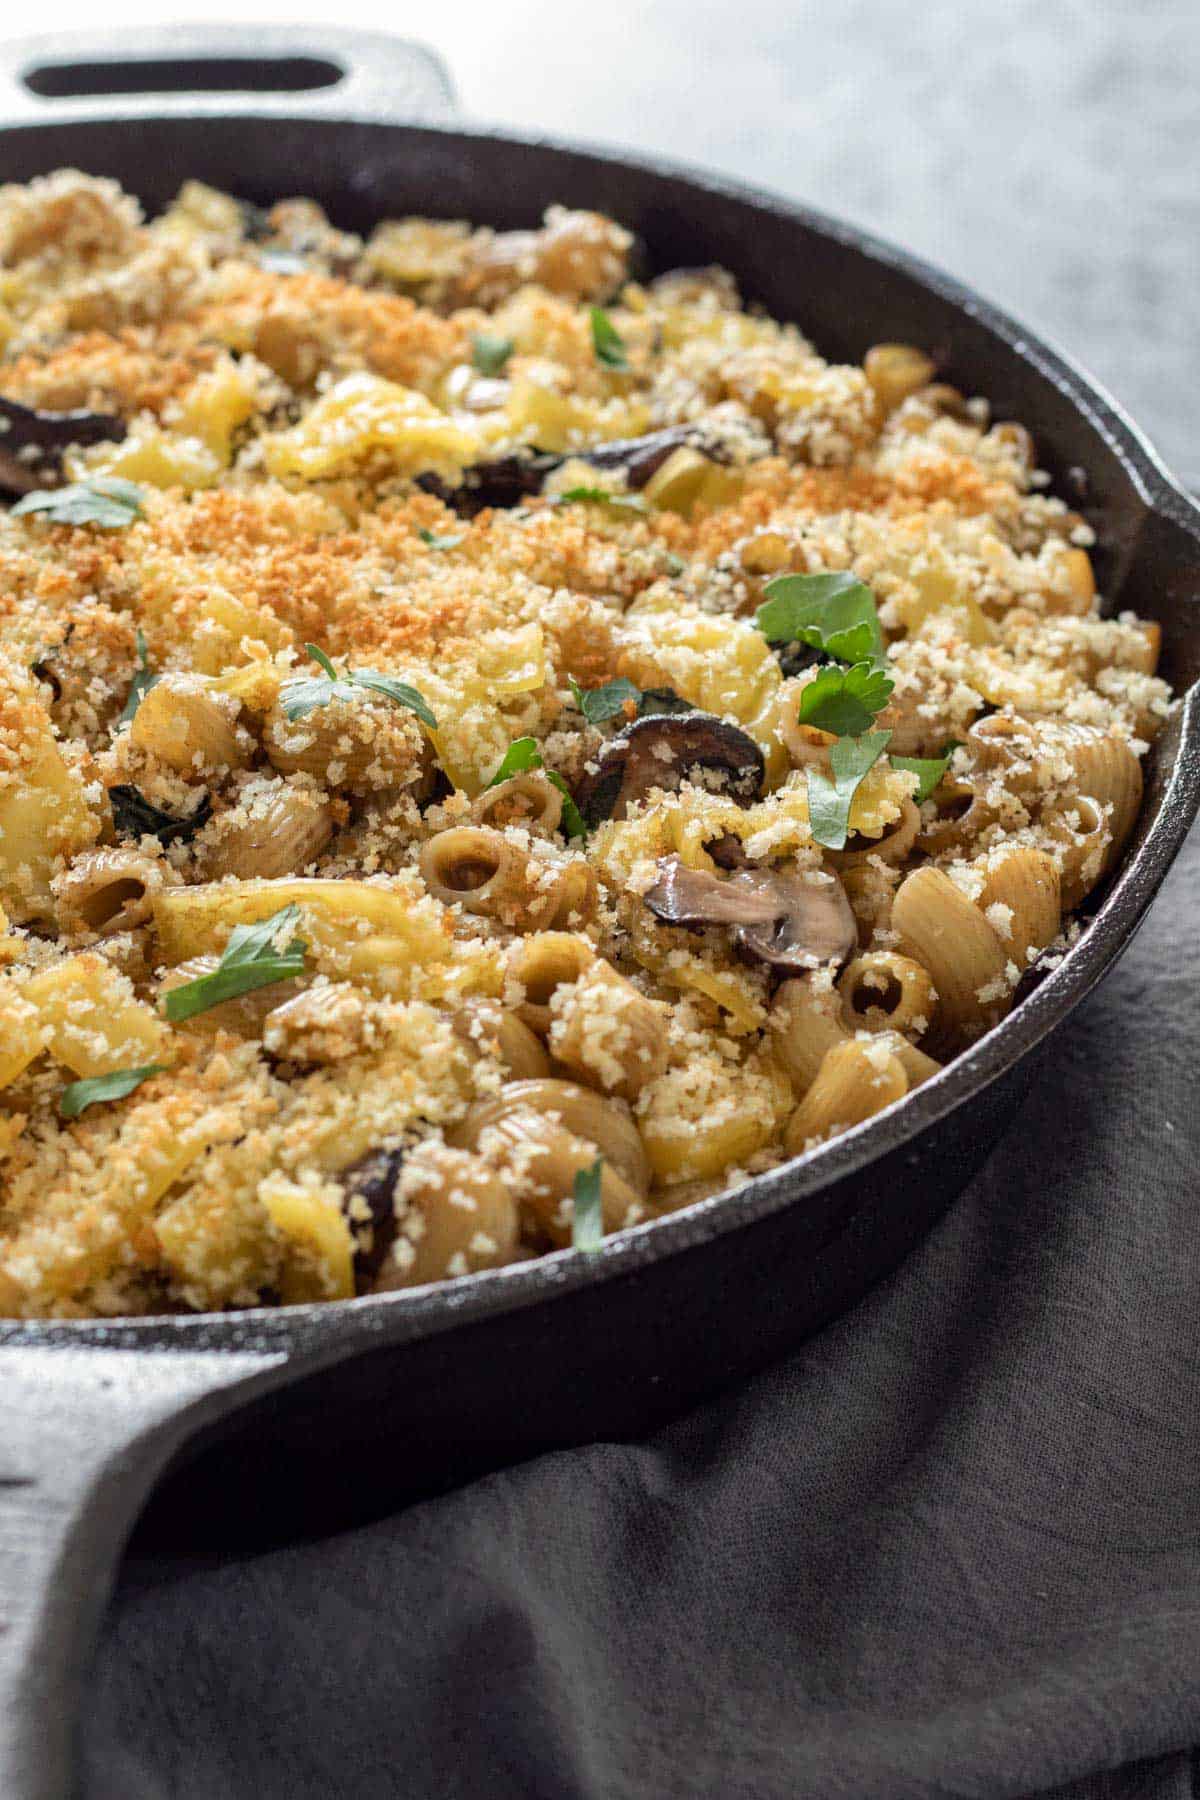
[0,396,126,496]
[774,642,827,679]
[338,1145,406,1291]
[642,854,857,975]
[575,712,764,827]
[705,832,749,872]
[419,427,733,517]
[418,453,561,517]
[580,425,732,489]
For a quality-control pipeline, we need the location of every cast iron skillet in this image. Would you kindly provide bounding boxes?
[0,26,1198,1799]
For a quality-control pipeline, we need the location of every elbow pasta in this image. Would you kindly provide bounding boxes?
[0,169,1173,1316]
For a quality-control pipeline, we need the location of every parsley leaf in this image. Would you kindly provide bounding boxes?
[572,1156,605,1251]
[59,1063,166,1120]
[418,527,465,551]
[281,644,438,730]
[554,484,649,514]
[163,903,308,1023]
[471,332,515,376]
[488,736,587,839]
[109,784,212,847]
[806,730,893,851]
[569,676,641,724]
[568,677,695,727]
[795,662,894,737]
[119,628,159,724]
[891,740,961,804]
[665,551,687,576]
[590,307,629,371]
[488,736,543,784]
[756,571,886,671]
[12,477,144,530]
[349,672,439,726]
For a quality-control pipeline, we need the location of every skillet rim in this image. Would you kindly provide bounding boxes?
[0,114,1197,1357]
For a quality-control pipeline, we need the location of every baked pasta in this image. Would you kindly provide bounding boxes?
[0,170,1172,1316]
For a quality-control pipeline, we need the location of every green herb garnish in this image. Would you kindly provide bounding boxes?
[554,484,649,514]
[590,307,629,371]
[806,730,892,851]
[488,736,587,839]
[795,662,894,738]
[418,527,465,551]
[59,1063,166,1120]
[665,551,687,576]
[572,1156,605,1251]
[891,740,962,804]
[163,903,308,1023]
[281,643,437,730]
[569,676,641,724]
[568,676,695,726]
[13,477,144,530]
[119,628,159,724]
[109,785,212,847]
[471,332,515,377]
[756,571,886,671]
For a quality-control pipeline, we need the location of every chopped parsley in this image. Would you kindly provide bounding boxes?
[59,1064,166,1120]
[590,307,629,371]
[281,643,437,730]
[756,571,886,671]
[891,741,961,804]
[163,904,308,1023]
[568,676,695,725]
[418,527,465,551]
[572,1156,605,1251]
[119,628,159,724]
[569,676,641,724]
[554,484,649,513]
[471,332,515,376]
[806,730,893,851]
[795,661,894,737]
[12,477,144,530]
[488,736,587,839]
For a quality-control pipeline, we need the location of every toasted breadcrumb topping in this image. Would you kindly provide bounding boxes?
[0,172,1172,1316]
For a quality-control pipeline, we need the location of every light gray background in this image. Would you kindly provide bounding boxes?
[2,0,1195,476]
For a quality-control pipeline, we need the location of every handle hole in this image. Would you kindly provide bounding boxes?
[22,55,345,99]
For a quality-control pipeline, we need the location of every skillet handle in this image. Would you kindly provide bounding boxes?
[0,25,457,123]
[0,1343,287,1800]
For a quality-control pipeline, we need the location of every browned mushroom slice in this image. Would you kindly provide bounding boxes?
[642,855,857,975]
[0,395,126,496]
[417,452,562,516]
[420,428,733,517]
[705,832,749,871]
[575,713,764,827]
[582,425,732,489]
[338,1144,406,1290]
